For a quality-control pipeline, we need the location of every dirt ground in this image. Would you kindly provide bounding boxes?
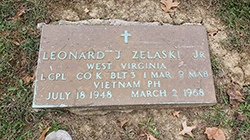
[33,0,250,139]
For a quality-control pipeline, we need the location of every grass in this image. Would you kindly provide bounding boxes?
[210,53,222,75]
[214,1,250,138]
[47,122,67,134]
[206,87,250,139]
[0,0,48,139]
[0,0,249,139]
[210,1,250,138]
[216,0,250,53]
[139,117,159,135]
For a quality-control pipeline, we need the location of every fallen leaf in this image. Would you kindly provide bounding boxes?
[234,111,247,121]
[208,30,217,37]
[139,133,146,137]
[172,111,181,118]
[179,121,196,138]
[160,0,180,13]
[44,18,51,24]
[204,127,226,140]
[19,17,25,22]
[120,118,129,128]
[38,127,51,140]
[226,83,245,105]
[15,9,25,18]
[84,8,90,13]
[0,30,9,36]
[6,15,13,21]
[140,133,157,140]
[147,133,157,140]
[25,75,35,83]
[8,39,20,45]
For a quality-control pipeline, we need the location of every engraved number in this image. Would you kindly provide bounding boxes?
[172,89,178,97]
[107,91,112,98]
[90,91,112,99]
[199,89,204,96]
[193,89,198,97]
[100,92,105,98]
[76,91,85,99]
[178,71,184,79]
[93,91,99,99]
[131,72,136,79]
[183,89,204,97]
[185,89,192,97]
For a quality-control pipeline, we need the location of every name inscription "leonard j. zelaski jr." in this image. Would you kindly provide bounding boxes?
[33,25,216,108]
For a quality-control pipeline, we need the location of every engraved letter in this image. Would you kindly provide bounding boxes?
[162,50,167,59]
[115,51,121,60]
[138,62,144,69]
[154,51,161,59]
[189,71,196,78]
[48,73,55,81]
[96,72,102,79]
[110,72,116,79]
[203,71,208,77]
[88,51,95,60]
[58,51,67,60]
[55,73,61,80]
[148,80,152,88]
[140,51,146,59]
[147,51,153,59]
[94,82,100,88]
[200,51,205,58]
[79,52,86,60]
[147,90,152,97]
[153,90,159,97]
[52,92,58,100]
[86,63,95,70]
[131,91,139,98]
[154,81,160,88]
[69,51,77,60]
[50,51,56,60]
[132,51,139,59]
[65,92,71,100]
[107,63,112,69]
[46,92,51,100]
[160,90,166,97]
[193,50,198,59]
[62,73,67,80]
[97,51,105,60]
[121,63,127,69]
[133,81,140,88]
[169,51,176,59]
[76,72,83,80]
[165,71,172,78]
[43,51,49,60]
[83,72,92,80]
[41,73,46,81]
[60,92,65,100]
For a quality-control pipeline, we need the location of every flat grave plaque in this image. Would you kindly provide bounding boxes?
[33,25,217,108]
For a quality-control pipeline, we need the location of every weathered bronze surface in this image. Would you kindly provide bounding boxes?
[33,25,216,108]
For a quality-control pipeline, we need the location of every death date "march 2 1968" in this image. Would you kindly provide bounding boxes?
[44,88,205,101]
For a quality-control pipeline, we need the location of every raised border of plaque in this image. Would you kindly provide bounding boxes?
[33,25,217,108]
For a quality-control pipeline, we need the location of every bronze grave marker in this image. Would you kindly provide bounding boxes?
[33,25,216,108]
